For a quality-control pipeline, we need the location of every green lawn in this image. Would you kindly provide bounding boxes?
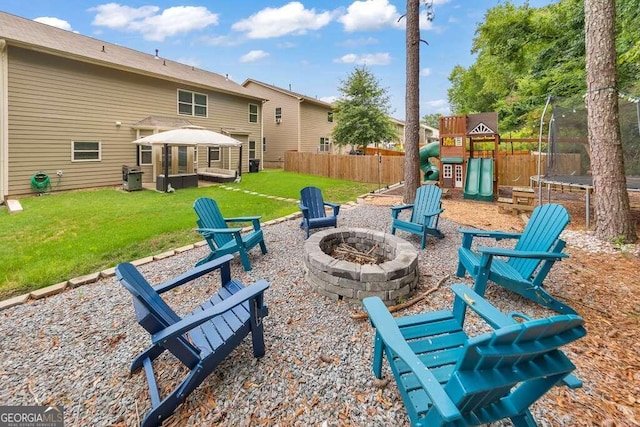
[0,170,378,298]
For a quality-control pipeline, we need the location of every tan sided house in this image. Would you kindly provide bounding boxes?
[242,79,335,168]
[0,11,266,199]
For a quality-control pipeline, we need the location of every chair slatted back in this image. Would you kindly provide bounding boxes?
[300,186,327,219]
[194,197,233,249]
[446,315,585,415]
[116,263,201,368]
[411,185,443,227]
[509,203,569,279]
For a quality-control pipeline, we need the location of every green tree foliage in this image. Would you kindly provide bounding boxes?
[421,113,442,128]
[332,66,398,148]
[446,0,639,135]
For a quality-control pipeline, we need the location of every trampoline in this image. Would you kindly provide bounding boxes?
[533,93,640,228]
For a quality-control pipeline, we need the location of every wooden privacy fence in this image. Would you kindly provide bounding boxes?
[285,151,581,186]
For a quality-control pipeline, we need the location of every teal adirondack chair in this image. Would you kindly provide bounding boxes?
[391,184,444,249]
[194,197,267,271]
[456,203,575,314]
[116,254,269,427]
[363,284,586,427]
[299,186,340,239]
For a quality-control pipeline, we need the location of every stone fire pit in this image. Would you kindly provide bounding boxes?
[303,228,419,305]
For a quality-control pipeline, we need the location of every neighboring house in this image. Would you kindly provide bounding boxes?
[242,79,335,168]
[388,118,440,149]
[0,11,265,199]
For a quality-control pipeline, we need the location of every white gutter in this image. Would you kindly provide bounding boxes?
[0,39,8,201]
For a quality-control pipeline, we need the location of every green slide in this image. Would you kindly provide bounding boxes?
[419,141,440,182]
[463,158,494,201]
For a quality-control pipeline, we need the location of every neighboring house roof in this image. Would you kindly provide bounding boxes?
[242,78,333,108]
[0,11,262,101]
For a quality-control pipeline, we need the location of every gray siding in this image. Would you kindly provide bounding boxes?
[300,103,334,153]
[243,81,300,168]
[7,46,260,196]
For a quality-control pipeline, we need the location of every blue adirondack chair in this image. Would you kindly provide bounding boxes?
[390,184,444,249]
[456,203,575,314]
[116,254,269,427]
[363,284,586,427]
[194,197,267,271]
[299,186,340,239]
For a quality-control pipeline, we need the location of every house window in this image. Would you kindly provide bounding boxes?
[327,111,333,123]
[139,145,152,165]
[249,140,256,159]
[178,89,207,117]
[208,147,220,165]
[319,137,331,152]
[249,104,259,123]
[262,137,266,152]
[275,107,282,123]
[72,141,101,162]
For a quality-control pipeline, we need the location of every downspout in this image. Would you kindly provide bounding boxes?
[0,39,8,201]
[297,98,302,152]
[260,99,266,170]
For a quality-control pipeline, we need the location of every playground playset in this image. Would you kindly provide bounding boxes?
[419,112,499,201]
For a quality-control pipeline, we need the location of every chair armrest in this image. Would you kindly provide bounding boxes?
[422,208,444,219]
[154,254,233,294]
[458,228,522,240]
[450,284,517,329]
[476,246,569,260]
[363,297,462,423]
[152,280,270,344]
[324,202,340,216]
[390,204,414,213]
[224,216,262,223]
[299,205,310,219]
[196,227,243,236]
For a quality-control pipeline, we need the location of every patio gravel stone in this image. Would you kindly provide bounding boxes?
[0,203,604,426]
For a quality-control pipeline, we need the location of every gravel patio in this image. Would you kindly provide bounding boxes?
[1,200,636,426]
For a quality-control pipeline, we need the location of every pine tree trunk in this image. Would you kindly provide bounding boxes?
[403,0,421,204]
[584,0,637,242]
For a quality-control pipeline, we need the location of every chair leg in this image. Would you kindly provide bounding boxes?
[238,250,252,271]
[372,334,384,379]
[455,262,467,278]
[131,345,165,374]
[472,269,490,296]
[509,411,537,427]
[420,232,427,250]
[259,240,268,255]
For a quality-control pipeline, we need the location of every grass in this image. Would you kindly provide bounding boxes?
[0,170,378,299]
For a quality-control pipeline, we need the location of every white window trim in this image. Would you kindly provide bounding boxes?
[139,145,152,165]
[209,147,221,162]
[248,103,259,123]
[177,89,208,118]
[248,140,257,159]
[319,137,331,152]
[71,140,101,162]
[275,107,282,123]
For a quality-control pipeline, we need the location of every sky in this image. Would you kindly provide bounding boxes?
[2,0,554,120]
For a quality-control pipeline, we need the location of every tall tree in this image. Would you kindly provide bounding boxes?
[403,0,421,204]
[331,66,397,150]
[584,0,636,242]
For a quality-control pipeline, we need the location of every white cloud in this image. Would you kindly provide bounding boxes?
[91,4,218,41]
[278,41,297,48]
[233,2,332,39]
[338,0,402,32]
[334,52,391,66]
[420,68,431,77]
[240,50,269,63]
[34,17,74,31]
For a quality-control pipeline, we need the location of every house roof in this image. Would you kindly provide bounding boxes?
[0,11,263,101]
[242,78,333,108]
